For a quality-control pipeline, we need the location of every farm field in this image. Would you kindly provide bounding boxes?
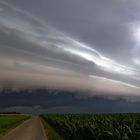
[41,113,140,140]
[0,114,31,137]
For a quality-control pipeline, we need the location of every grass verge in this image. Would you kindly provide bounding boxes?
[41,117,64,140]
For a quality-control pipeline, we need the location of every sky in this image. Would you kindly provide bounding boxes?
[0,0,140,113]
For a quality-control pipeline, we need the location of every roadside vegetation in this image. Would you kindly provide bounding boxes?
[0,114,31,137]
[41,117,64,140]
[41,113,140,140]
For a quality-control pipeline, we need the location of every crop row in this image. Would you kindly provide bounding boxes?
[41,113,140,140]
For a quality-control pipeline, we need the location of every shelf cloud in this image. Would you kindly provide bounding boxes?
[0,0,140,101]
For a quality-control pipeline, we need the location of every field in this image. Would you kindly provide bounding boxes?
[0,114,31,137]
[41,113,140,140]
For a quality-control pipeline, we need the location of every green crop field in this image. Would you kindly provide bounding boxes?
[0,115,31,137]
[41,113,140,140]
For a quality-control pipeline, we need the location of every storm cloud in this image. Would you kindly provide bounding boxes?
[0,0,140,101]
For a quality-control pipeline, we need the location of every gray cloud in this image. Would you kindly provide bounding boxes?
[1,91,140,114]
[0,1,140,101]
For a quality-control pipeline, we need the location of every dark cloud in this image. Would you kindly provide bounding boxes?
[0,0,140,107]
[0,89,140,114]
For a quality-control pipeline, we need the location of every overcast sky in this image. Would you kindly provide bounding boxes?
[0,0,140,102]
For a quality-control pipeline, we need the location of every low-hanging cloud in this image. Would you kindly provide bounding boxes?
[0,1,140,101]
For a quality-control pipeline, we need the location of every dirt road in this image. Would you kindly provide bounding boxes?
[0,117,47,140]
